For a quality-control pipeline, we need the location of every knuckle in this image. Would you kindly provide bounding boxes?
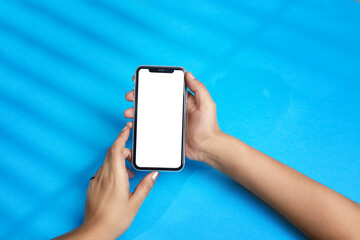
[122,148,129,156]
[109,146,119,156]
[198,82,206,90]
[141,181,153,195]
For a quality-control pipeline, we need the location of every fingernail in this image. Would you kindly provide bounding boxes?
[122,126,128,131]
[187,72,195,80]
[152,171,159,182]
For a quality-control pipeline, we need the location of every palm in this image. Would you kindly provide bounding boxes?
[185,92,219,161]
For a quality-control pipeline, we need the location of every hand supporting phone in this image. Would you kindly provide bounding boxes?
[132,66,187,171]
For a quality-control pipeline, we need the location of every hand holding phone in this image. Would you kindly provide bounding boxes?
[124,69,221,167]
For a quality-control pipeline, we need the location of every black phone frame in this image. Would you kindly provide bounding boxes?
[132,65,187,171]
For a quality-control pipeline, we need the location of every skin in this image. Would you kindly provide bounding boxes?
[54,126,159,240]
[56,72,360,239]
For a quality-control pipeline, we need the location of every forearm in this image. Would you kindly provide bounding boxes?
[205,131,360,239]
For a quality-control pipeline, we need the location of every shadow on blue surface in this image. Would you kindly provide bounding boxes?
[0,20,122,87]
[0,52,122,132]
[13,0,138,62]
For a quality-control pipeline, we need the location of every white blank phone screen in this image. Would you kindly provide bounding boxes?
[135,69,185,169]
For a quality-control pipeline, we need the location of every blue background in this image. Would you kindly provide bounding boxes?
[0,0,359,239]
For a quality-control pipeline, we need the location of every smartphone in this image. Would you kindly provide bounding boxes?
[132,66,187,171]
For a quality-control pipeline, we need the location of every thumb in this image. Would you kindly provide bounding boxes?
[185,72,213,108]
[131,171,159,209]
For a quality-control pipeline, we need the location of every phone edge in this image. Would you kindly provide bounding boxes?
[131,65,187,172]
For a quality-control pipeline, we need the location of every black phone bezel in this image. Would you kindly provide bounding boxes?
[132,65,187,171]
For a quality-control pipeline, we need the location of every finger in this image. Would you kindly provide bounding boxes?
[124,107,134,119]
[123,148,135,178]
[126,167,135,178]
[130,171,159,210]
[132,75,135,82]
[185,72,213,108]
[125,90,134,102]
[126,121,133,129]
[112,126,130,150]
[122,148,132,163]
[187,90,194,97]
[93,165,103,179]
[108,126,130,172]
[187,90,196,112]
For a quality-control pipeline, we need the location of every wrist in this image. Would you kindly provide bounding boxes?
[53,221,112,240]
[201,130,228,166]
[78,220,114,240]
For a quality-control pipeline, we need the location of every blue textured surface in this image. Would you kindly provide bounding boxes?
[0,0,360,239]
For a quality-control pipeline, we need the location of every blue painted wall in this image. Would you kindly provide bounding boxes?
[0,0,359,239]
